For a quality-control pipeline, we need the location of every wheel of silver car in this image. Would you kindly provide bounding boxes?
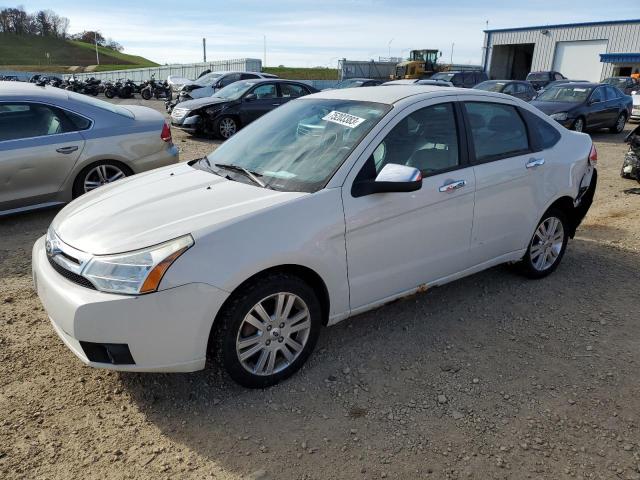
[611,113,627,134]
[519,208,569,279]
[217,116,238,139]
[572,117,585,133]
[215,273,322,388]
[73,162,132,198]
[236,293,311,376]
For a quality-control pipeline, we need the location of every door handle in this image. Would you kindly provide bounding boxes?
[526,157,545,168]
[56,146,79,154]
[438,180,466,193]
[271,103,280,106]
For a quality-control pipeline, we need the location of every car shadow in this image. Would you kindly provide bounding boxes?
[119,238,640,479]
[589,123,634,145]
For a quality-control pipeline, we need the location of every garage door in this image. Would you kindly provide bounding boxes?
[552,40,608,81]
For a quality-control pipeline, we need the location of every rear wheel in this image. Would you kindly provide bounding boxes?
[104,88,115,99]
[610,112,627,134]
[518,208,569,279]
[212,273,322,388]
[572,117,585,133]
[141,88,152,100]
[72,161,132,198]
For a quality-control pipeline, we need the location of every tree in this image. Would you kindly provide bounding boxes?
[71,30,106,46]
[104,38,123,52]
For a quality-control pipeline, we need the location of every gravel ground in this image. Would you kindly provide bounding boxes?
[1,98,640,480]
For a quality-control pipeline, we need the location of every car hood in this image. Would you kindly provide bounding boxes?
[52,163,306,255]
[167,75,195,88]
[176,96,231,111]
[530,100,580,115]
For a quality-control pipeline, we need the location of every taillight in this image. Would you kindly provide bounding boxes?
[161,122,172,142]
[589,144,597,166]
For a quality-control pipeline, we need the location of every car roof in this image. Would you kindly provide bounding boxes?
[549,82,599,88]
[307,85,481,104]
[242,78,307,85]
[0,82,69,100]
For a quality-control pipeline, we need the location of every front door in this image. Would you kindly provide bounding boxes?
[240,83,280,125]
[342,100,476,310]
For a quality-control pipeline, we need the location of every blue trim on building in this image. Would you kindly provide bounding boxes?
[600,53,640,63]
[485,18,640,34]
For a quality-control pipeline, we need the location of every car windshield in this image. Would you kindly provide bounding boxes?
[536,86,592,103]
[335,79,365,89]
[66,90,134,118]
[430,73,455,81]
[194,72,223,86]
[212,81,255,100]
[603,77,627,87]
[474,81,506,92]
[527,73,549,81]
[199,99,391,193]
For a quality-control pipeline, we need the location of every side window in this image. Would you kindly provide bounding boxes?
[502,83,516,94]
[554,73,564,80]
[220,73,241,88]
[368,103,460,177]
[452,74,463,86]
[0,102,82,142]
[520,109,561,151]
[464,102,530,162]
[280,83,307,98]
[240,73,260,80]
[252,83,277,99]
[463,72,475,88]
[590,88,604,103]
[606,86,621,100]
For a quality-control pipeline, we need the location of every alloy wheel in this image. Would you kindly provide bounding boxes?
[236,292,311,376]
[529,216,564,271]
[219,118,237,138]
[615,114,626,133]
[573,118,584,132]
[83,164,126,193]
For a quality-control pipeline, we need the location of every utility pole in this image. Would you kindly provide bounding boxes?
[263,35,266,68]
[203,38,207,63]
[94,31,100,65]
[450,42,455,65]
[388,38,394,59]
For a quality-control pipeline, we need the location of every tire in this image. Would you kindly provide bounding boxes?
[518,208,569,279]
[141,88,152,100]
[72,161,132,198]
[572,117,585,133]
[212,273,322,388]
[610,112,627,134]
[216,116,238,139]
[104,88,115,99]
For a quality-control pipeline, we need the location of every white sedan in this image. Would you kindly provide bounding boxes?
[33,86,597,388]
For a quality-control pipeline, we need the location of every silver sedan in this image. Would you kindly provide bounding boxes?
[0,82,179,215]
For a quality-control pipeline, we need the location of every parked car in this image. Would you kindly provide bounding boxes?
[329,78,383,89]
[526,71,567,91]
[531,82,632,133]
[602,77,639,95]
[171,79,318,138]
[34,85,597,387]
[473,80,537,101]
[429,70,488,88]
[631,93,640,122]
[383,79,453,87]
[0,83,178,215]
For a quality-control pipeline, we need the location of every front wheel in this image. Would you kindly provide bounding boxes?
[213,273,322,388]
[216,116,238,139]
[610,112,627,134]
[104,88,115,99]
[141,88,152,100]
[518,208,569,279]
[572,117,585,133]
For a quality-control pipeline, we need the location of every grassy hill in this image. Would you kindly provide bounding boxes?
[0,33,158,72]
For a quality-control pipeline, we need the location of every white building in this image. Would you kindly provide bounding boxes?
[483,19,640,81]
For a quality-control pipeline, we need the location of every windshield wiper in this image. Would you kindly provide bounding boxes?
[214,163,266,188]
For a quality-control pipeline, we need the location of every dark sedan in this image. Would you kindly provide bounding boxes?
[530,82,632,133]
[170,79,318,138]
[526,71,566,91]
[473,80,537,101]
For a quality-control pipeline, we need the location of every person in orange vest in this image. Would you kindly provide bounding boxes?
[631,69,640,80]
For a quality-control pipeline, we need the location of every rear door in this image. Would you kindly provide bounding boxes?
[603,86,623,124]
[460,97,542,264]
[0,102,86,212]
[586,87,607,127]
[278,82,311,105]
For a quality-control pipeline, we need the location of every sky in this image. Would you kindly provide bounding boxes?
[13,0,640,67]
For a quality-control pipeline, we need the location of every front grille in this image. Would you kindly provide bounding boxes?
[47,256,96,290]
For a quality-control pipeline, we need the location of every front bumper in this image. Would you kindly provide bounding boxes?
[171,114,201,133]
[631,107,640,121]
[32,236,229,372]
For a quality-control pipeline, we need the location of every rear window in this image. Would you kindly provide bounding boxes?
[520,109,561,151]
[67,91,134,119]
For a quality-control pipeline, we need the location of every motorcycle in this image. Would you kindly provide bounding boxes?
[140,74,172,100]
[104,79,136,99]
[621,124,640,183]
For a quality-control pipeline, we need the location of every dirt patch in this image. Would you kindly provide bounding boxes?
[1,102,640,480]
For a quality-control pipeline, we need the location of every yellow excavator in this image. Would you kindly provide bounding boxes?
[390,49,447,80]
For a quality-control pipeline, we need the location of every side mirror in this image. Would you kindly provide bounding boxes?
[244,93,257,102]
[352,163,422,198]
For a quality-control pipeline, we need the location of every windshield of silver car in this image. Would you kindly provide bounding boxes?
[197,99,391,192]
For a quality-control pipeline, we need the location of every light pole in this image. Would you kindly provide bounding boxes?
[388,38,394,59]
[450,42,455,65]
[263,34,267,68]
[94,31,100,65]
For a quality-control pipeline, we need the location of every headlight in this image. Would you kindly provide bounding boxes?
[205,106,221,115]
[82,235,193,295]
[550,112,568,121]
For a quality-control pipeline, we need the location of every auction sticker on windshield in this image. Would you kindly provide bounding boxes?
[322,111,366,128]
